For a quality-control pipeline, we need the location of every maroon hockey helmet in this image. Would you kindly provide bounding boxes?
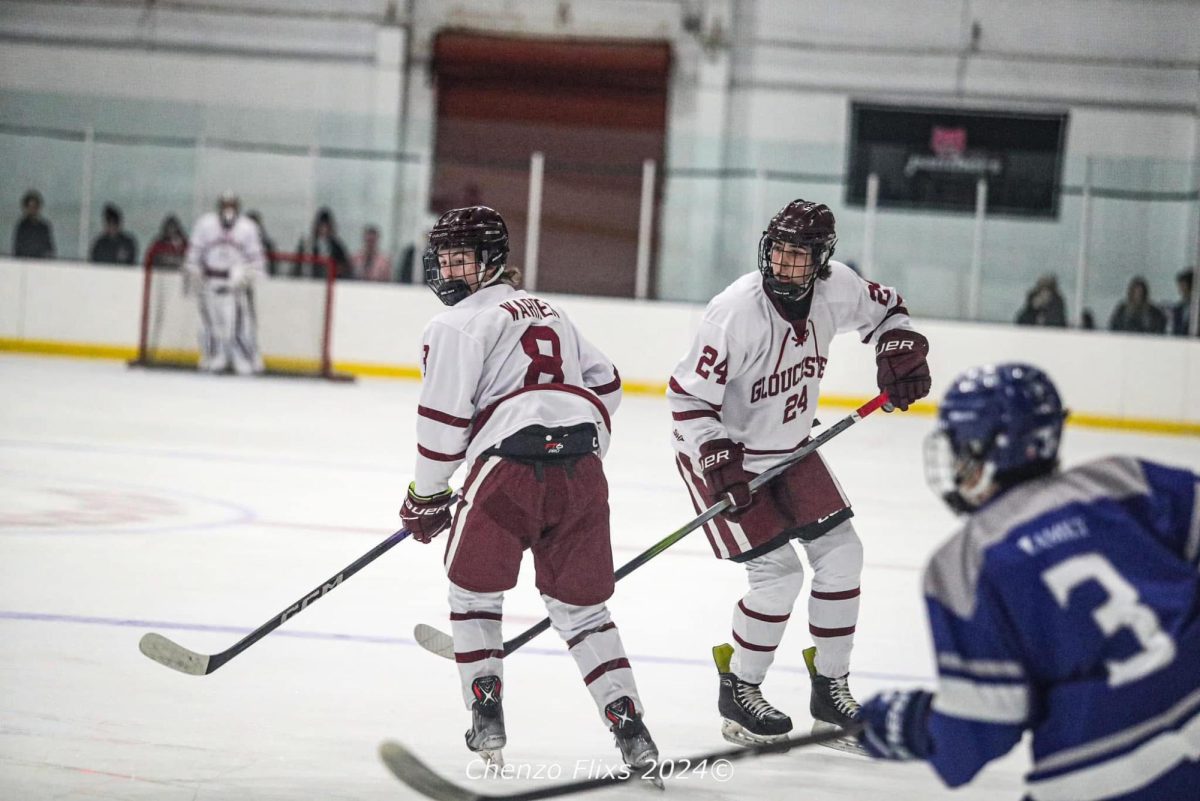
[758,199,837,300]
[424,206,510,306]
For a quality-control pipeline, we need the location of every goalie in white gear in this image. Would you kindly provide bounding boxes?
[184,192,265,375]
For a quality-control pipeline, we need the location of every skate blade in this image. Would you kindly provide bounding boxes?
[639,774,665,791]
[720,719,791,748]
[630,758,665,791]
[474,748,504,770]
[810,720,868,757]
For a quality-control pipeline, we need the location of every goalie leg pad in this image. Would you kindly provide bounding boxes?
[230,287,263,375]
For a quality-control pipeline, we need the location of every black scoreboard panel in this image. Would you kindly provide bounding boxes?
[847,103,1067,218]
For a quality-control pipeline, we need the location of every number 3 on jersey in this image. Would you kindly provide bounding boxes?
[520,327,564,385]
[1041,553,1176,687]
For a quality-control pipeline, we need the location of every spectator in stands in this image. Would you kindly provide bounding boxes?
[396,215,438,285]
[1168,269,1195,337]
[90,204,137,265]
[246,210,278,276]
[1109,275,1166,334]
[148,215,188,269]
[12,189,55,259]
[351,224,392,281]
[1014,274,1067,327]
[295,207,350,280]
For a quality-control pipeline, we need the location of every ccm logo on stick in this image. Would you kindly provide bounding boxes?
[280,574,344,623]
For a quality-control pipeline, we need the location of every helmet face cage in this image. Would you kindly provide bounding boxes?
[217,192,240,229]
[758,200,837,301]
[758,232,836,300]
[423,207,509,307]
[923,364,1065,512]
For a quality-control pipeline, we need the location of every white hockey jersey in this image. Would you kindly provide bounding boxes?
[413,283,622,496]
[668,262,913,473]
[184,213,265,284]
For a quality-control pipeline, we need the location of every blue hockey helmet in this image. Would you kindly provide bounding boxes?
[924,363,1067,512]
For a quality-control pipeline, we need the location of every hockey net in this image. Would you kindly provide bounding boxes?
[130,246,351,380]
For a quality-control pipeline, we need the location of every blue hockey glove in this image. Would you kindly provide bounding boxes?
[857,689,934,761]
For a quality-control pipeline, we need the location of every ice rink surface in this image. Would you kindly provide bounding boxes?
[2,353,1197,800]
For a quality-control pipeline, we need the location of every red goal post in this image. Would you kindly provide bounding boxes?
[130,246,351,381]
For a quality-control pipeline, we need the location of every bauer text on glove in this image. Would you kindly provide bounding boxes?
[875,329,931,411]
[399,483,453,543]
[698,438,753,517]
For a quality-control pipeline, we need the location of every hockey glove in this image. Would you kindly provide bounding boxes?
[399,482,453,543]
[857,689,935,761]
[230,262,253,291]
[874,329,931,411]
[698,438,753,518]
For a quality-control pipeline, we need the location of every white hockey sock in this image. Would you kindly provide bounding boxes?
[802,520,863,677]
[544,595,642,724]
[448,582,505,710]
[730,545,805,684]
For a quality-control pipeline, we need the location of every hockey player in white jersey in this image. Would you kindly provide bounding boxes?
[184,192,265,375]
[857,363,1200,800]
[398,206,657,773]
[667,199,931,747]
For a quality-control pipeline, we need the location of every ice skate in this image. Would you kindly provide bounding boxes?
[605,696,663,789]
[465,676,506,768]
[803,646,866,756]
[713,643,793,746]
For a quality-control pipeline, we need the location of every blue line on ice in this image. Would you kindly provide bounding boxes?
[0,609,930,683]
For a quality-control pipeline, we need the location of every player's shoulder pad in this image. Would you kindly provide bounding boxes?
[926,458,1156,618]
[820,260,871,297]
[1055,456,1150,501]
[432,288,518,339]
[704,272,760,323]
[193,211,220,233]
[232,216,259,237]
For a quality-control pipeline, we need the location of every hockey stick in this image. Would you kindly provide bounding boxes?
[414,391,890,660]
[380,722,863,801]
[138,527,413,675]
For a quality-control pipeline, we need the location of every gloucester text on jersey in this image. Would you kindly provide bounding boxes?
[750,356,828,403]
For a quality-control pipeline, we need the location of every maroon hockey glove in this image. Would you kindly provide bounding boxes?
[399,483,453,543]
[875,329,931,411]
[698,438,753,518]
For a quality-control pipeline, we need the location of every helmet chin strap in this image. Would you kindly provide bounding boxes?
[769,276,815,302]
[478,263,505,290]
[956,460,998,509]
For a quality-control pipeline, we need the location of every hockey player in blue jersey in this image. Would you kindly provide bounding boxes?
[856,363,1200,801]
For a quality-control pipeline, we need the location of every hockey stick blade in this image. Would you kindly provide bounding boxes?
[138,527,412,676]
[414,623,455,660]
[413,393,890,662]
[380,723,863,801]
[139,632,212,675]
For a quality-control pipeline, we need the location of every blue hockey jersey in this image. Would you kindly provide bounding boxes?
[922,456,1200,801]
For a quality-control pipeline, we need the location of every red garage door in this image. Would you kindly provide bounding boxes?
[431,32,670,298]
